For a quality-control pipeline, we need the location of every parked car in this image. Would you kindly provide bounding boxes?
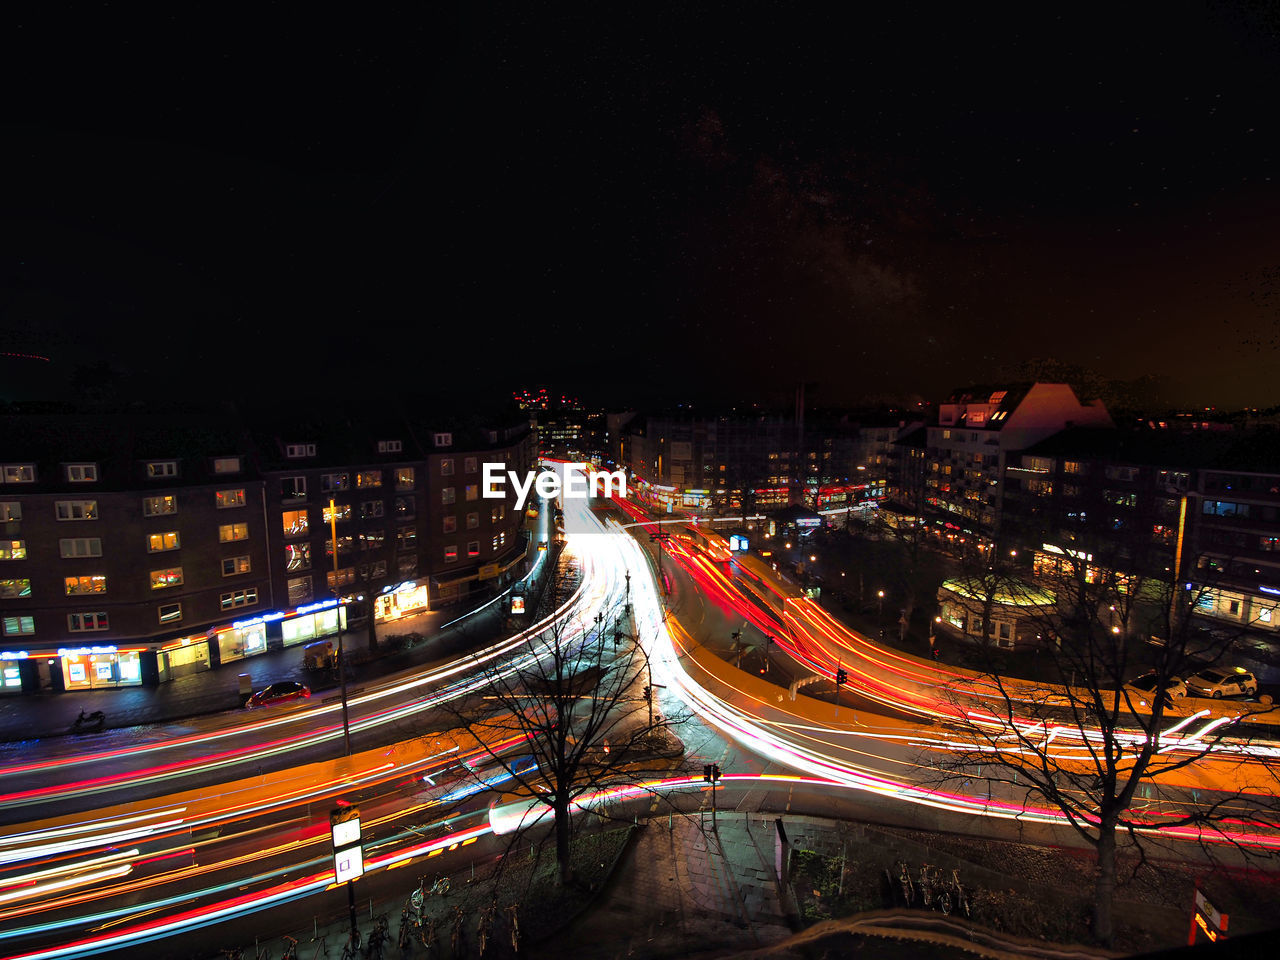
[1185,668,1257,699]
[1125,672,1187,707]
[245,680,311,709]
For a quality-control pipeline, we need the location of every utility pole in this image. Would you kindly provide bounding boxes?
[834,660,848,719]
[330,497,352,756]
[703,763,722,831]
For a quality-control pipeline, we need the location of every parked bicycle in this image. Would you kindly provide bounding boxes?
[895,860,914,906]
[950,868,971,918]
[918,863,934,907]
[220,949,244,960]
[450,905,466,955]
[409,873,450,915]
[477,901,497,956]
[280,935,298,960]
[507,904,520,952]
[338,927,360,960]
[363,915,388,960]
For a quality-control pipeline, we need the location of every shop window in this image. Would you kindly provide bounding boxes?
[219,522,250,542]
[68,611,110,632]
[158,602,182,624]
[143,495,177,517]
[3,614,34,635]
[465,484,479,501]
[286,542,312,571]
[322,503,352,524]
[220,587,259,610]
[282,476,307,501]
[222,555,252,576]
[216,488,246,509]
[1,539,26,560]
[467,541,480,558]
[464,457,478,474]
[66,575,107,595]
[287,576,313,605]
[467,512,479,529]
[59,537,101,558]
[397,526,417,550]
[1,464,35,483]
[147,531,181,553]
[356,471,383,489]
[147,460,178,478]
[150,567,183,590]
[443,516,457,534]
[444,544,458,563]
[325,567,355,589]
[0,502,20,521]
[322,472,350,492]
[0,579,31,598]
[442,487,456,505]
[56,500,98,521]
[361,500,385,519]
[66,463,99,482]
[395,467,415,491]
[283,509,309,537]
[359,529,384,551]
[213,456,241,474]
[398,555,418,577]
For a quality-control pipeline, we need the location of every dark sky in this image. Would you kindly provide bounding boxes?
[1,5,1277,410]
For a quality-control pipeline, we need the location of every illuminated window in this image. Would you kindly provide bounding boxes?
[0,540,26,560]
[444,544,458,563]
[147,461,178,478]
[325,567,355,589]
[68,612,109,632]
[59,537,101,558]
[219,523,250,542]
[394,496,414,516]
[467,540,480,558]
[395,467,415,490]
[361,500,384,519]
[285,542,311,571]
[490,506,505,522]
[3,615,34,635]
[283,509,309,537]
[322,473,350,493]
[441,459,455,476]
[213,457,241,474]
[322,503,352,524]
[0,578,31,598]
[398,555,417,577]
[150,568,183,590]
[1,465,35,483]
[287,576,312,605]
[397,526,416,550]
[433,433,452,448]
[0,502,20,521]
[216,488,246,509]
[220,587,258,610]
[377,439,402,454]
[158,602,182,624]
[443,515,457,533]
[281,476,307,501]
[464,457,478,474]
[222,555,251,576]
[56,500,98,521]
[442,487,456,505]
[143,495,177,517]
[324,535,354,556]
[65,463,99,482]
[465,484,479,501]
[66,575,107,595]
[286,443,316,459]
[358,529,384,551]
[356,471,383,489]
[467,512,479,529]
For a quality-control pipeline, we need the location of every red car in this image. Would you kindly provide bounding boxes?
[245,681,311,709]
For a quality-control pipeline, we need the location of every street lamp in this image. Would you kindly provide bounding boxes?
[330,497,352,757]
[877,590,885,619]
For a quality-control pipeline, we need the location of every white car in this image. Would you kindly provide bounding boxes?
[1124,673,1187,707]
[1185,668,1258,699]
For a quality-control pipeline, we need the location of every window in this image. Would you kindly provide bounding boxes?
[378,439,402,454]
[0,540,26,560]
[321,472,350,493]
[287,576,313,605]
[398,555,418,577]
[0,578,31,598]
[465,484,479,501]
[368,559,388,579]
[65,575,107,595]
[394,496,414,517]
[322,503,352,524]
[358,529,384,551]
[397,526,417,550]
[222,555,252,576]
[466,512,479,529]
[150,567,183,590]
[395,467,415,490]
[325,535,354,556]
[441,487,456,505]
[158,602,182,624]
[286,443,316,459]
[0,502,20,521]
[443,515,457,533]
[2,465,35,483]
[220,587,258,610]
[59,537,101,558]
[285,542,311,571]
[219,522,250,542]
[143,495,177,517]
[66,463,99,482]
[361,500,385,519]
[487,430,498,443]
[281,476,307,501]
[444,544,458,563]
[467,540,480,558]
[356,471,383,489]
[56,500,98,521]
[283,509,309,537]
[441,458,455,476]
[433,432,452,448]
[215,488,246,509]
[68,612,109,632]
[464,457,478,474]
[146,461,178,478]
[1204,500,1249,518]
[3,615,34,636]
[326,567,355,589]
[213,456,241,474]
[491,505,505,522]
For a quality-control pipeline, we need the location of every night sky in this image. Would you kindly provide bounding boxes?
[1,6,1277,410]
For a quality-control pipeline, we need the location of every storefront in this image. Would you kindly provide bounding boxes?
[213,622,268,665]
[281,600,346,646]
[0,651,28,694]
[57,645,145,690]
[160,634,212,680]
[373,582,430,623]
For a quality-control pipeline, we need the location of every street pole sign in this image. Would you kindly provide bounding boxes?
[330,806,362,938]
[1189,888,1228,944]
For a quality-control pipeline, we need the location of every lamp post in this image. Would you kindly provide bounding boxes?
[877,590,885,620]
[330,497,352,757]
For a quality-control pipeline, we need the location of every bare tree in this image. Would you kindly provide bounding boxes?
[439,558,685,886]
[927,548,1280,946]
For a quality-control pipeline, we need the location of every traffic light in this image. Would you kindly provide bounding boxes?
[643,684,652,701]
[835,668,848,686]
[702,763,721,783]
